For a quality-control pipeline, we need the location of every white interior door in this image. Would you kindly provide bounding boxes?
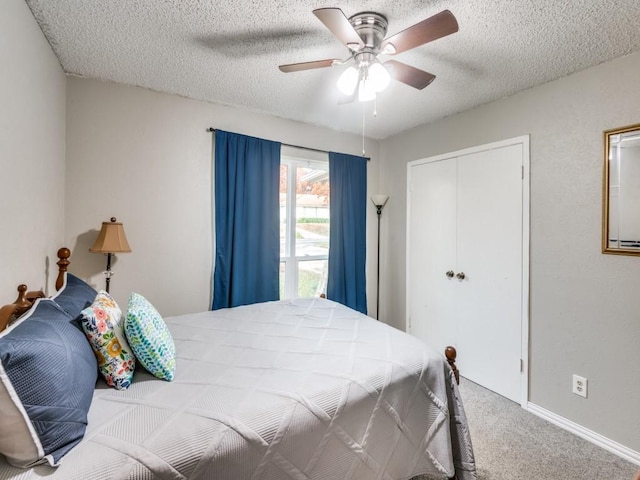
[407,158,457,354]
[455,144,523,402]
[407,137,528,405]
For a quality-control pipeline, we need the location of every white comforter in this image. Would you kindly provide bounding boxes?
[0,298,476,480]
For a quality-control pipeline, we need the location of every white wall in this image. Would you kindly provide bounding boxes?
[65,77,381,317]
[379,51,640,453]
[0,0,66,301]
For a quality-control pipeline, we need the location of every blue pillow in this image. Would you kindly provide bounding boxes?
[0,299,97,467]
[52,273,97,320]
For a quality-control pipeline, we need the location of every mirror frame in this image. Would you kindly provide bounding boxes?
[602,122,640,256]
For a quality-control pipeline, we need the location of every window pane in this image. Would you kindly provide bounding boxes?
[280,157,330,301]
[279,164,288,257]
[295,167,329,257]
[297,260,328,298]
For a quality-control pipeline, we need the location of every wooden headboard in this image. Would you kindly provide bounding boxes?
[0,248,72,332]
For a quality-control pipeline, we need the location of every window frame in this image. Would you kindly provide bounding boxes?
[280,151,329,299]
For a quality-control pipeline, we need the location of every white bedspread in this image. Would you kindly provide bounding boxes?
[0,298,476,480]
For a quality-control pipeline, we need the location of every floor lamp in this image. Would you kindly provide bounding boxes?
[371,195,389,320]
[90,217,131,293]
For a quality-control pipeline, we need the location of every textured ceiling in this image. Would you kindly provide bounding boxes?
[25,0,640,139]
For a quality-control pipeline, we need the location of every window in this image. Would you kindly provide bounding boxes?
[280,147,329,299]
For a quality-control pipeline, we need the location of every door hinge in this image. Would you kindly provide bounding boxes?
[521,165,524,179]
[520,359,524,372]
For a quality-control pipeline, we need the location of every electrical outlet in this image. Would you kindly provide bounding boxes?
[572,374,588,398]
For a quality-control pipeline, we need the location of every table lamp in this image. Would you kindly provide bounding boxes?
[89,217,131,293]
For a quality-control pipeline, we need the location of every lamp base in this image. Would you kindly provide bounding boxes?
[103,252,113,293]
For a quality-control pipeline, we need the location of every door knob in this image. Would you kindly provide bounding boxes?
[456,272,466,280]
[446,270,454,278]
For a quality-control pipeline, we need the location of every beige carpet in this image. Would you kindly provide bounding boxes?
[413,378,638,480]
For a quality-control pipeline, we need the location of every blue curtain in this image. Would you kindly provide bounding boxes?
[327,152,368,314]
[212,130,281,310]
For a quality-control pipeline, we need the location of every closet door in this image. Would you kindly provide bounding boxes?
[455,144,523,402]
[407,158,457,355]
[407,137,527,405]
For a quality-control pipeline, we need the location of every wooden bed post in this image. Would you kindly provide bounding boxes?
[0,285,45,332]
[0,248,70,332]
[56,247,71,291]
[445,346,460,384]
[9,285,31,313]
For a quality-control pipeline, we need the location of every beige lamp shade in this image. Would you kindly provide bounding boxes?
[90,217,131,254]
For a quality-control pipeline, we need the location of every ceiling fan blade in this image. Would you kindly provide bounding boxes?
[384,60,436,90]
[313,8,364,50]
[381,10,458,55]
[279,59,338,73]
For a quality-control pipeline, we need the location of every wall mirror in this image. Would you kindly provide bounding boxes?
[603,123,640,256]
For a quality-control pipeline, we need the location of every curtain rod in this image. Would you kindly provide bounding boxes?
[206,128,370,160]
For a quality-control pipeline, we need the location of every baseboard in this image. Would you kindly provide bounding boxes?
[527,402,640,466]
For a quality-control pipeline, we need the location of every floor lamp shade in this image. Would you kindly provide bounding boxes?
[371,195,389,209]
[90,217,131,292]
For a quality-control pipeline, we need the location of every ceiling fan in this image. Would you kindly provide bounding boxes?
[279,8,459,102]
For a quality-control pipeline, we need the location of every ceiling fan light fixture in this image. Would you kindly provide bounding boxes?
[368,62,390,92]
[337,66,359,95]
[358,78,376,102]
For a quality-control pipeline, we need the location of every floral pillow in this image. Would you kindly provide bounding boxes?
[125,293,176,381]
[80,291,135,390]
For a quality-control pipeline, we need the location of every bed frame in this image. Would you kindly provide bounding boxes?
[0,248,70,332]
[0,247,460,383]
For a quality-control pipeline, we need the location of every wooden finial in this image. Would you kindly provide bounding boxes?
[14,285,29,307]
[11,284,33,320]
[445,345,460,385]
[0,284,44,332]
[56,247,71,291]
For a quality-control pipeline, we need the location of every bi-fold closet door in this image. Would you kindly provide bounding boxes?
[407,137,528,404]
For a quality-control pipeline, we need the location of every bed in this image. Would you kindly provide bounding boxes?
[0,248,476,480]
